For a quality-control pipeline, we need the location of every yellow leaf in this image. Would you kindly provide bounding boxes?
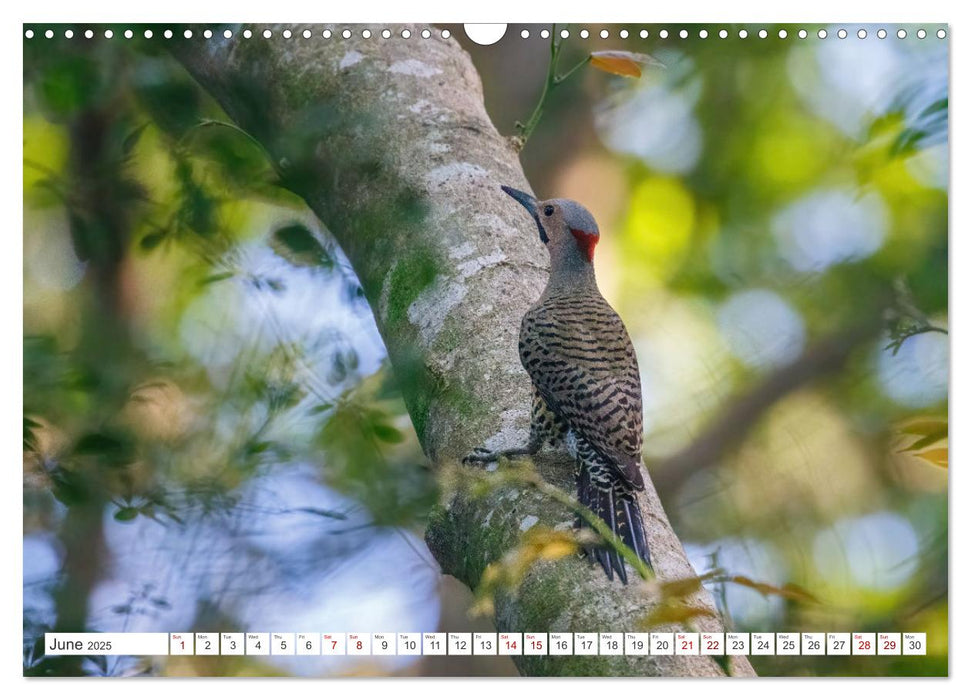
[468,597,495,618]
[640,602,715,629]
[590,51,655,78]
[524,528,579,559]
[897,417,948,437]
[535,538,578,560]
[729,576,820,604]
[894,416,948,466]
[469,527,581,618]
[480,563,501,587]
[776,582,821,604]
[913,447,948,468]
[647,574,707,599]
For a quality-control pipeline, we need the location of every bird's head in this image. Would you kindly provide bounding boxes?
[501,186,600,266]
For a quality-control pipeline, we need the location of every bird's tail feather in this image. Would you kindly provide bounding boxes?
[577,471,651,584]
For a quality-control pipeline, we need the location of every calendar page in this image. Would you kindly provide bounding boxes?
[22,18,948,680]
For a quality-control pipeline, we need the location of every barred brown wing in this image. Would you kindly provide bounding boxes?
[519,292,644,488]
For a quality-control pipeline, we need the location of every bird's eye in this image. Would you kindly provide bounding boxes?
[543,205,554,217]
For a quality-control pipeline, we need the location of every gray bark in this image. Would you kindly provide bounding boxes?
[173,23,755,677]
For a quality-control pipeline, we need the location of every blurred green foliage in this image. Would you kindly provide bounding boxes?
[23,28,436,676]
[469,23,948,676]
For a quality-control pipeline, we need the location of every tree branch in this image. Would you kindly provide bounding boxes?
[172,24,754,677]
[652,316,884,496]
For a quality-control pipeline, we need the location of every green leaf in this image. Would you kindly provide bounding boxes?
[245,440,273,455]
[270,224,332,269]
[173,157,217,237]
[866,110,904,141]
[373,424,405,443]
[74,432,125,454]
[918,97,948,119]
[24,416,41,452]
[267,382,303,412]
[113,507,139,522]
[199,271,235,286]
[890,128,927,157]
[122,124,149,156]
[898,418,948,437]
[294,506,348,520]
[37,56,100,118]
[73,430,135,467]
[133,75,202,137]
[308,402,335,415]
[900,430,948,453]
[140,230,167,251]
[186,120,275,191]
[51,470,87,506]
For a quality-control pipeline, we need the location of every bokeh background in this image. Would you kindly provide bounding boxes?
[23,23,947,676]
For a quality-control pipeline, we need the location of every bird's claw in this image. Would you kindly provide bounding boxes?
[462,446,499,465]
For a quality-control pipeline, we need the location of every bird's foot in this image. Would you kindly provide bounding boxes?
[462,445,535,465]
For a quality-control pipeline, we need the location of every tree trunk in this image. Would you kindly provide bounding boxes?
[173,23,755,677]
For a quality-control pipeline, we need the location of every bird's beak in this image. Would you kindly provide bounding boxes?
[501,185,538,217]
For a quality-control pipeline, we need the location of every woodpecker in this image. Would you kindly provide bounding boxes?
[465,185,651,583]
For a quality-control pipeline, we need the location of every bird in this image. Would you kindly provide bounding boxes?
[464,185,651,583]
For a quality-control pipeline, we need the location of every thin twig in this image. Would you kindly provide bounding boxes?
[515,25,591,148]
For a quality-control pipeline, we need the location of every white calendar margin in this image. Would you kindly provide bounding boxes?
[7,2,961,698]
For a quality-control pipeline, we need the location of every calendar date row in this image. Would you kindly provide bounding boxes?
[45,632,926,657]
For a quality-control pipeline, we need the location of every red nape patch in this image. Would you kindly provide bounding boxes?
[570,228,600,262]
